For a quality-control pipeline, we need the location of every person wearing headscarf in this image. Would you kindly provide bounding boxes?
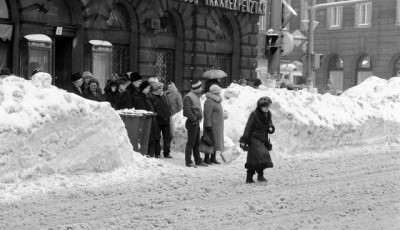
[202,84,225,165]
[165,82,183,115]
[239,97,275,183]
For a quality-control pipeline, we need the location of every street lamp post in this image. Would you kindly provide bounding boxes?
[307,0,371,89]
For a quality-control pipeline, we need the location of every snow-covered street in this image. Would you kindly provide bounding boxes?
[1,75,400,229]
[1,143,399,229]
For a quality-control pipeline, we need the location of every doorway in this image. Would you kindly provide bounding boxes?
[54,37,72,90]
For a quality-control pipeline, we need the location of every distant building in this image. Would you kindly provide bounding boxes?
[258,0,400,93]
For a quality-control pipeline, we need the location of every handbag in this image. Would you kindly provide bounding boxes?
[201,130,214,146]
[265,137,272,151]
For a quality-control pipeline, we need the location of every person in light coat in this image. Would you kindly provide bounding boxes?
[239,97,275,183]
[202,84,225,164]
[165,82,183,115]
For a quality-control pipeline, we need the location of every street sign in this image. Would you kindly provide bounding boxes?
[292,30,307,47]
[301,20,319,32]
[281,31,295,56]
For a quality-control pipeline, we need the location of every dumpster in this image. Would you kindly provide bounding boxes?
[119,111,154,155]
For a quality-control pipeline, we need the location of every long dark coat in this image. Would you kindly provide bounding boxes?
[149,93,172,125]
[104,91,119,109]
[203,92,224,151]
[116,90,132,110]
[67,83,83,97]
[135,92,161,141]
[239,108,274,170]
[83,89,103,102]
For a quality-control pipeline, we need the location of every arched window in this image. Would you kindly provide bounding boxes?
[0,0,10,19]
[356,55,372,84]
[107,4,130,30]
[329,55,343,70]
[328,54,344,93]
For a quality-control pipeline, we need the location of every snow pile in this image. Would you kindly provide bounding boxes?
[172,78,400,154]
[0,74,137,183]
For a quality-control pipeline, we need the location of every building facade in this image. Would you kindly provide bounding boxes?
[0,0,261,92]
[257,0,400,93]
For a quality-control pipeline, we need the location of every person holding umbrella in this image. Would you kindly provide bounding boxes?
[202,69,227,93]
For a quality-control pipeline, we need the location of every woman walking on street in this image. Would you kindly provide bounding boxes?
[202,85,225,165]
[239,97,275,183]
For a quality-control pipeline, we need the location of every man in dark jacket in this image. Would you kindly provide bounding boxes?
[126,72,142,108]
[183,80,208,167]
[67,72,83,97]
[149,82,173,159]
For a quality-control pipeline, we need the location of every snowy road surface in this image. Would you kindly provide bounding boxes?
[1,144,399,230]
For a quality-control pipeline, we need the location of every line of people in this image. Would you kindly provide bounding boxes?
[66,71,183,159]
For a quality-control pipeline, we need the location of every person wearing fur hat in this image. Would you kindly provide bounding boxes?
[115,79,132,110]
[67,72,84,96]
[126,72,142,108]
[183,79,208,167]
[239,96,275,183]
[202,84,226,165]
[104,80,119,109]
[149,82,173,158]
[135,80,161,157]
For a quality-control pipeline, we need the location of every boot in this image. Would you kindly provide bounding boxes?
[257,171,267,182]
[210,153,220,164]
[246,171,255,184]
[203,153,212,165]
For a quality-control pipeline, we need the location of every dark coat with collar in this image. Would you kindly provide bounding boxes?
[83,89,103,102]
[134,92,161,141]
[239,108,274,170]
[67,83,83,97]
[149,93,172,125]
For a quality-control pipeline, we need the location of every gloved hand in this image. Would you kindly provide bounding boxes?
[240,143,249,152]
[205,127,212,133]
[267,125,275,134]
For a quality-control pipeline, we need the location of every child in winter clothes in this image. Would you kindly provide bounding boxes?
[239,96,275,183]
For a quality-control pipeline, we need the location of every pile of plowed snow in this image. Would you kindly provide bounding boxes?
[0,74,138,183]
[172,77,400,154]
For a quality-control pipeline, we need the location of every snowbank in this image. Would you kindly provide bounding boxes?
[172,78,400,154]
[0,74,138,183]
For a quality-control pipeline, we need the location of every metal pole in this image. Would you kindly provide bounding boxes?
[307,0,371,88]
[268,0,282,79]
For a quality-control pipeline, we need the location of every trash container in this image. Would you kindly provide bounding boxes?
[119,113,153,155]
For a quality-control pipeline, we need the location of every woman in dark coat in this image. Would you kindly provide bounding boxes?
[239,96,275,183]
[104,80,119,109]
[135,80,161,158]
[82,78,103,102]
[115,80,132,110]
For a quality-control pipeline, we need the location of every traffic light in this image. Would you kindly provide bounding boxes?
[265,31,280,57]
[313,53,323,70]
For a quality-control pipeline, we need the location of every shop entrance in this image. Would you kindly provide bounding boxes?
[54,37,72,90]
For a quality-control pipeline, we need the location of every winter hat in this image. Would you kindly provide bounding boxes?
[32,68,42,76]
[82,71,93,78]
[151,82,164,91]
[139,80,151,92]
[71,72,82,82]
[209,84,222,94]
[254,79,262,87]
[130,72,142,83]
[257,96,272,108]
[191,79,202,90]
